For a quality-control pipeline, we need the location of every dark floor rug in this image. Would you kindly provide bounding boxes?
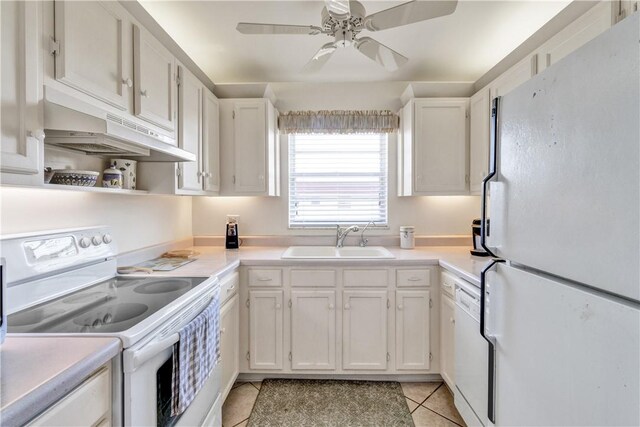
[247,379,414,427]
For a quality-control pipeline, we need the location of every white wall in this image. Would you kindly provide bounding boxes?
[192,82,481,238]
[0,187,192,253]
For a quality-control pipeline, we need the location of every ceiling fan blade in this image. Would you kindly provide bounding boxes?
[355,37,408,71]
[236,22,321,35]
[324,0,351,20]
[303,43,337,72]
[364,0,458,32]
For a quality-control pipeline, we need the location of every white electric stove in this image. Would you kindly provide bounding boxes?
[1,227,222,427]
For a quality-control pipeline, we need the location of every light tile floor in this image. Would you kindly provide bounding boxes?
[222,380,466,427]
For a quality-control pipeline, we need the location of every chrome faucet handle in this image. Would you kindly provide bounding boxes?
[359,221,376,247]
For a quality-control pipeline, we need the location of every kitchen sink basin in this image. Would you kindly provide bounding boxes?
[281,246,395,259]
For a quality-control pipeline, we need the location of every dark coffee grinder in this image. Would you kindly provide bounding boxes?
[470,218,490,256]
[225,215,240,249]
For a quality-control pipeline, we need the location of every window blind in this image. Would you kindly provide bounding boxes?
[288,133,388,228]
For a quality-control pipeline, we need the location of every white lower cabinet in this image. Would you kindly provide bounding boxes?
[220,293,239,400]
[440,292,456,389]
[248,289,283,370]
[342,290,388,370]
[395,290,431,371]
[290,290,336,370]
[28,365,111,427]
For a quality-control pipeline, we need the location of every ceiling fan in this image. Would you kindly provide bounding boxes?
[236,0,458,72]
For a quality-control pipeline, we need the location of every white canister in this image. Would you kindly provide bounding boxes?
[111,159,137,190]
[400,226,415,249]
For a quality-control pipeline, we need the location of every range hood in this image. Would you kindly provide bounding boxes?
[43,86,196,162]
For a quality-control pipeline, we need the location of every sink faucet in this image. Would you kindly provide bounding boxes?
[359,221,376,247]
[336,225,360,248]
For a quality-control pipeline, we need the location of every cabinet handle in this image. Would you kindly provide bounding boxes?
[408,277,422,282]
[227,284,235,292]
[328,303,334,310]
[122,78,133,88]
[221,327,226,334]
[398,304,404,310]
[344,303,350,310]
[275,303,281,309]
[258,277,272,282]
[197,171,203,177]
[140,89,148,97]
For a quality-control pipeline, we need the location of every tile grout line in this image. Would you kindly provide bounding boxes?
[231,417,249,427]
[417,382,443,406]
[405,396,422,414]
[419,405,465,427]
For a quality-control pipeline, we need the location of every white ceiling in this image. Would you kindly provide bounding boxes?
[140,0,571,84]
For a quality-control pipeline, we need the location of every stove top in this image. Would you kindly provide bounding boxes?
[8,276,207,334]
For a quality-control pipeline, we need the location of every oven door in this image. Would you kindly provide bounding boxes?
[122,292,222,426]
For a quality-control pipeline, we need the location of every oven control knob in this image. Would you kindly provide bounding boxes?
[92,236,102,246]
[103,313,113,324]
[79,237,91,248]
[102,234,112,244]
[92,319,103,328]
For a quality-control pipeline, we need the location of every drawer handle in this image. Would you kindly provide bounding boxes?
[443,282,452,288]
[461,300,471,309]
[408,277,422,282]
[258,277,273,281]
[227,284,236,292]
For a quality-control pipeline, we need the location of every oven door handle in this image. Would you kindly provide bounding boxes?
[123,333,179,373]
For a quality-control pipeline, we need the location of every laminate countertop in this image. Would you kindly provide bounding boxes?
[127,245,493,287]
[0,336,121,426]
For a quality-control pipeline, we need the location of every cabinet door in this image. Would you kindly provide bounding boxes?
[249,290,283,370]
[290,290,336,370]
[489,55,536,99]
[413,99,468,194]
[133,25,176,132]
[177,65,202,192]
[440,294,455,388]
[220,294,239,400]
[1,1,42,182]
[343,290,388,370]
[233,100,266,193]
[469,89,490,195]
[202,90,220,193]
[395,290,431,371]
[53,1,132,111]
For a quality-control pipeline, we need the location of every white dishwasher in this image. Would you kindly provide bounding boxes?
[454,278,489,427]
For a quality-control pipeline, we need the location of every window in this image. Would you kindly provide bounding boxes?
[288,133,388,228]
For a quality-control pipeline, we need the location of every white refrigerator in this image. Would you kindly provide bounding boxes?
[481,12,640,427]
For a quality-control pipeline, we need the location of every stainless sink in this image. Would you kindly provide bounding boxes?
[281,246,395,259]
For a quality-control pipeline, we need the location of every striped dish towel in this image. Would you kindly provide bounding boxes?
[171,290,221,417]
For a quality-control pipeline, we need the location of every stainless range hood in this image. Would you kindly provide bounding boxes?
[44,86,196,162]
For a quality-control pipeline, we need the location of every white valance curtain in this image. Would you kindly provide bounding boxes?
[278,110,399,134]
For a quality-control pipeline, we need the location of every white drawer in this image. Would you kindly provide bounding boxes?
[290,269,337,287]
[343,269,389,287]
[396,269,432,287]
[219,271,239,304]
[248,268,282,287]
[28,366,111,427]
[440,270,456,298]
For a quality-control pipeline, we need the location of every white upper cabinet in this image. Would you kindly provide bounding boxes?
[1,1,43,185]
[342,290,388,370]
[399,98,469,195]
[536,1,613,73]
[489,55,537,100]
[469,89,490,195]
[202,90,220,193]
[53,1,132,111]
[133,24,176,133]
[219,99,279,196]
[290,290,336,370]
[177,64,202,192]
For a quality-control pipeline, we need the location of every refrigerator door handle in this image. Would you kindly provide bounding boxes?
[481,96,501,258]
[480,258,505,424]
